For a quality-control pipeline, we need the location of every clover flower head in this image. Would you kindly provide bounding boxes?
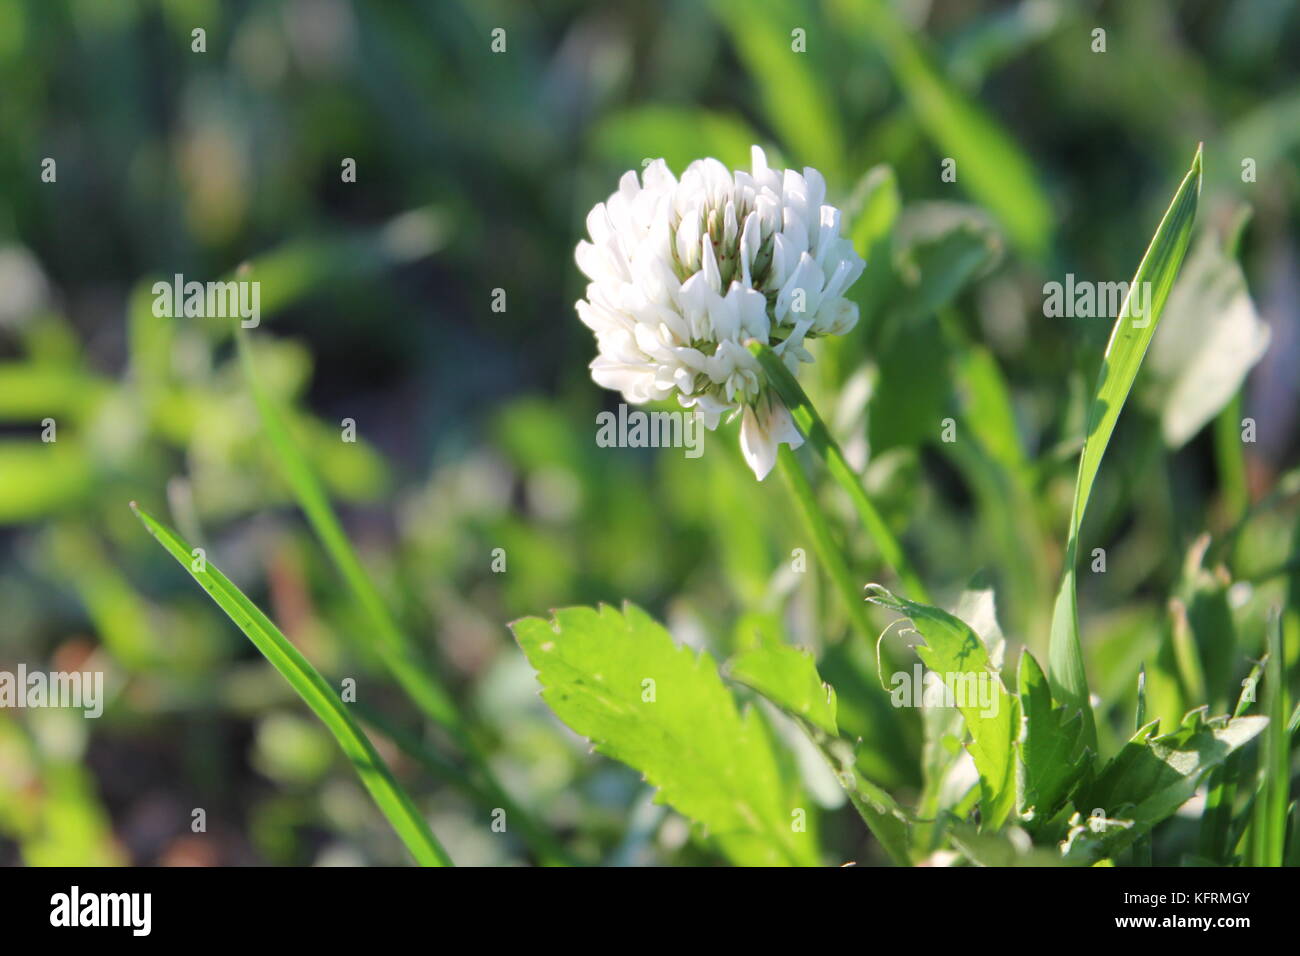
[575,146,865,479]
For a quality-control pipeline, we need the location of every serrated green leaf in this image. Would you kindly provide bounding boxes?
[1072,708,1267,861]
[726,642,912,865]
[1017,650,1088,824]
[728,644,838,737]
[866,585,1019,828]
[511,604,816,866]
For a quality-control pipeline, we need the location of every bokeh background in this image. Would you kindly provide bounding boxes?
[1,0,1297,865]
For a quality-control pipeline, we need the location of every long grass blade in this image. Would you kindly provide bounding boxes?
[1249,610,1288,866]
[236,328,571,865]
[235,328,460,728]
[130,502,453,867]
[1048,146,1203,748]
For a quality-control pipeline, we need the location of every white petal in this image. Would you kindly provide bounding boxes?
[739,396,804,481]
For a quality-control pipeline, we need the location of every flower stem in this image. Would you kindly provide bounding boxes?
[777,444,878,645]
[749,341,930,603]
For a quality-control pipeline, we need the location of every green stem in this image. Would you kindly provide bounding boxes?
[1214,390,1249,526]
[777,446,878,647]
[750,342,929,602]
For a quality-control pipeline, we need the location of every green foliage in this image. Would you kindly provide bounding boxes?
[512,604,818,866]
[828,0,1052,258]
[1017,651,1088,825]
[1,0,1295,870]
[130,503,453,867]
[728,643,838,737]
[1067,709,1266,862]
[1048,145,1204,748]
[728,641,913,864]
[866,586,1019,829]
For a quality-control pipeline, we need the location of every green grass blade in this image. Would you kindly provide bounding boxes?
[1249,611,1289,866]
[708,0,846,180]
[129,502,453,867]
[236,327,572,865]
[235,327,460,729]
[1199,657,1267,862]
[1048,146,1203,747]
[749,342,929,602]
[829,0,1053,259]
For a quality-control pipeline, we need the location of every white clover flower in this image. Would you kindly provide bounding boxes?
[575,146,865,479]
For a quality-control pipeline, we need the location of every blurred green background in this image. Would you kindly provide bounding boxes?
[0,0,1297,865]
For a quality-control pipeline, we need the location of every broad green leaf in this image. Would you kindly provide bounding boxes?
[728,644,838,738]
[129,503,453,867]
[511,604,817,866]
[829,0,1052,258]
[867,316,951,453]
[866,585,1019,828]
[1017,650,1088,824]
[728,643,912,865]
[1143,231,1270,448]
[916,576,1007,848]
[1069,708,1266,861]
[1048,146,1203,747]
